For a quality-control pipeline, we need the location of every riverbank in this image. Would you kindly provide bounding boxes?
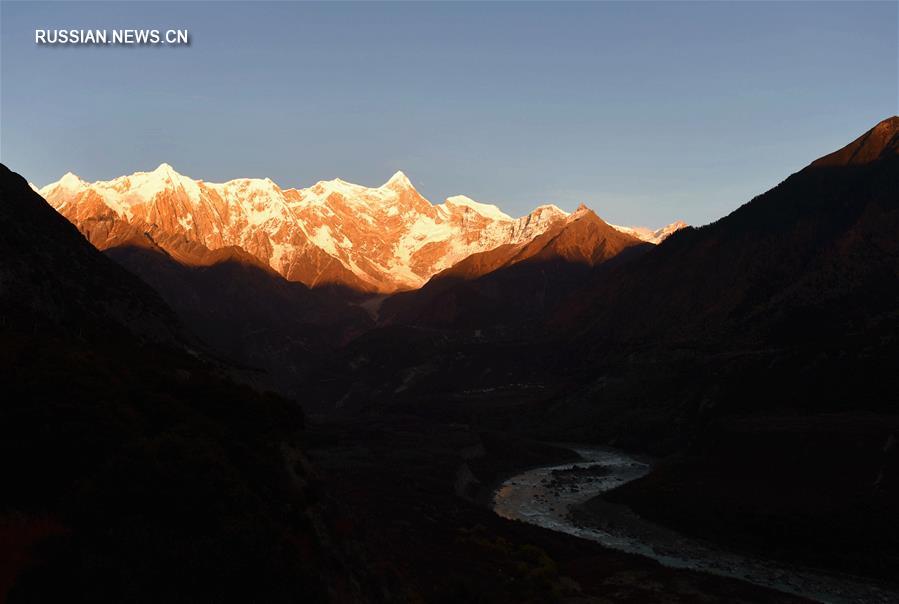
[307,416,809,602]
[604,413,899,588]
[492,445,899,603]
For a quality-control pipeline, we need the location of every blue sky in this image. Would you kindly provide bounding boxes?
[1,1,896,227]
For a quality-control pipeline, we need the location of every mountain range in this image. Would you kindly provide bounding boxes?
[37,167,685,294]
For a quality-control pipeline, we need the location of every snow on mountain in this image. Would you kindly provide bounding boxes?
[609,220,688,244]
[442,195,512,222]
[39,165,682,292]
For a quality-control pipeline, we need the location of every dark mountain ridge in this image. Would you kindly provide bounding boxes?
[0,164,382,602]
[0,166,182,346]
[563,115,899,346]
[536,117,899,582]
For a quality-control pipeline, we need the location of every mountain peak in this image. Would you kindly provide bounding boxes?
[566,204,606,228]
[524,204,570,223]
[874,115,899,132]
[811,116,899,168]
[873,115,899,135]
[151,162,182,178]
[444,195,512,221]
[59,171,85,187]
[384,170,413,189]
[42,171,88,194]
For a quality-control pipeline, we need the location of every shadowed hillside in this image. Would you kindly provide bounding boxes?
[0,164,382,603]
[564,116,899,345]
[538,116,899,582]
[104,236,373,398]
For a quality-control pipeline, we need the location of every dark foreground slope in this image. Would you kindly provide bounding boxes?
[549,117,899,583]
[569,116,899,345]
[545,117,899,440]
[0,164,380,602]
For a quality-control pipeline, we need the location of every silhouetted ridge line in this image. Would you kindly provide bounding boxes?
[811,115,899,168]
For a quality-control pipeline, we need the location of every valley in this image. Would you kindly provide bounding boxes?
[3,116,898,602]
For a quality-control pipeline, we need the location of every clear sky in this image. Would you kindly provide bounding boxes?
[1,1,896,227]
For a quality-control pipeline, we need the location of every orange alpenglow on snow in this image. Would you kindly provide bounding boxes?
[39,165,686,293]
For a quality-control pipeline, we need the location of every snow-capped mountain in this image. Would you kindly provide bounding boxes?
[609,220,688,245]
[39,164,684,292]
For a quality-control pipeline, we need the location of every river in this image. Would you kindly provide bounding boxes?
[492,446,898,604]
